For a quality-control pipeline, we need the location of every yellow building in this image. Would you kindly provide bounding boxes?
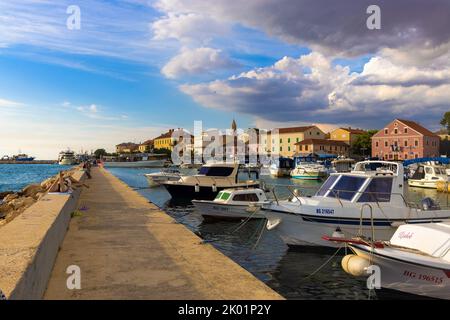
[138,140,154,153]
[154,129,176,151]
[263,126,326,158]
[330,127,366,146]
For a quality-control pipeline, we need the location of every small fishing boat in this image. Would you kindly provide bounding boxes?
[329,222,450,300]
[145,166,182,187]
[408,163,449,189]
[332,158,355,173]
[192,188,270,220]
[262,161,450,247]
[161,162,260,201]
[269,158,294,177]
[290,162,327,180]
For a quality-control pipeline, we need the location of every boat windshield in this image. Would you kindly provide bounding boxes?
[198,166,234,176]
[215,191,231,201]
[319,175,367,201]
[435,167,447,175]
[357,177,393,202]
[316,175,339,196]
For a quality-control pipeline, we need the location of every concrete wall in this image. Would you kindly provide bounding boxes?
[0,170,85,299]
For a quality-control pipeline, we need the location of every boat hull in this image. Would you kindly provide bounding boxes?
[103,160,165,168]
[408,179,439,189]
[192,200,266,219]
[163,183,260,201]
[59,159,77,165]
[351,245,450,300]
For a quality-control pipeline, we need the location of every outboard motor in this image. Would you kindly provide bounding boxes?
[421,197,440,210]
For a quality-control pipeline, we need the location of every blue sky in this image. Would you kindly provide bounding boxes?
[1,0,449,159]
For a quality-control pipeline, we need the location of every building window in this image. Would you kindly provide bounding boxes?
[375,141,379,147]
[415,140,418,147]
[280,147,282,151]
[288,146,291,152]
[299,145,303,151]
[296,137,299,142]
[385,141,388,147]
[394,128,398,134]
[384,129,388,134]
[288,138,291,143]
[272,147,274,152]
[305,145,309,151]
[404,128,408,133]
[405,154,408,159]
[404,140,408,147]
[317,132,320,135]
[280,138,282,143]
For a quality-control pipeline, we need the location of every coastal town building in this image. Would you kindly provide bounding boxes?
[371,119,440,160]
[154,129,175,151]
[116,142,139,154]
[294,139,350,157]
[435,129,450,156]
[330,127,366,146]
[154,128,194,154]
[264,126,326,158]
[138,140,154,153]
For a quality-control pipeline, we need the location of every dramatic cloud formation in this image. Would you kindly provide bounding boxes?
[180,52,450,128]
[154,0,450,59]
[161,47,239,78]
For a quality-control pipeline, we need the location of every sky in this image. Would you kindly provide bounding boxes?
[0,0,449,159]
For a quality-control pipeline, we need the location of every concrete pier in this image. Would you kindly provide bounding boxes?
[44,167,282,300]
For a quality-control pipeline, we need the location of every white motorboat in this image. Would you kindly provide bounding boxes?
[269,158,294,177]
[333,222,450,300]
[332,158,355,173]
[58,150,77,165]
[145,167,182,187]
[262,161,450,247]
[290,162,327,180]
[103,154,166,168]
[161,162,260,201]
[408,163,449,189]
[192,188,270,220]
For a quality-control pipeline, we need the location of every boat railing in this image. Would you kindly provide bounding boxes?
[266,183,449,210]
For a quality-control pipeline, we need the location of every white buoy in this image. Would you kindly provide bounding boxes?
[195,184,200,193]
[341,254,371,277]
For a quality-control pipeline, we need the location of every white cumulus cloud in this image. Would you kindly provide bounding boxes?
[161,47,239,79]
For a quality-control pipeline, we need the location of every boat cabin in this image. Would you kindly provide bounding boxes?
[314,161,405,206]
[214,188,268,204]
[410,164,448,181]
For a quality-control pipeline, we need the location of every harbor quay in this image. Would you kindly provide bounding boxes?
[0,166,282,300]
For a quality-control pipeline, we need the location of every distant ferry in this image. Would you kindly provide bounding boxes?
[13,154,35,161]
[58,150,77,165]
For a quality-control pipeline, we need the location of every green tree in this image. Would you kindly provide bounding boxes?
[440,111,450,134]
[94,148,107,159]
[352,130,378,157]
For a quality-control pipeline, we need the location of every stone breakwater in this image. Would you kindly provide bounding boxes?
[0,167,80,226]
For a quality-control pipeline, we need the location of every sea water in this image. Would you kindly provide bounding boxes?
[0,164,71,193]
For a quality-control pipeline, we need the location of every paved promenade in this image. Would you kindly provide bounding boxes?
[44,167,282,300]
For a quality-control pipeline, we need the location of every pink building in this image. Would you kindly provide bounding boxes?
[372,119,440,161]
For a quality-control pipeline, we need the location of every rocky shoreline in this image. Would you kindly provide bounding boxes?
[0,167,81,226]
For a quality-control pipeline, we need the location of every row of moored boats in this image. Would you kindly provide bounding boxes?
[144,160,450,299]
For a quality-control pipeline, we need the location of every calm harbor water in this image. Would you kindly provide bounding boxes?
[109,167,438,300]
[0,164,71,193]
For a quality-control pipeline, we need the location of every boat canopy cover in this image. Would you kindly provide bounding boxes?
[390,223,450,261]
[404,157,450,166]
